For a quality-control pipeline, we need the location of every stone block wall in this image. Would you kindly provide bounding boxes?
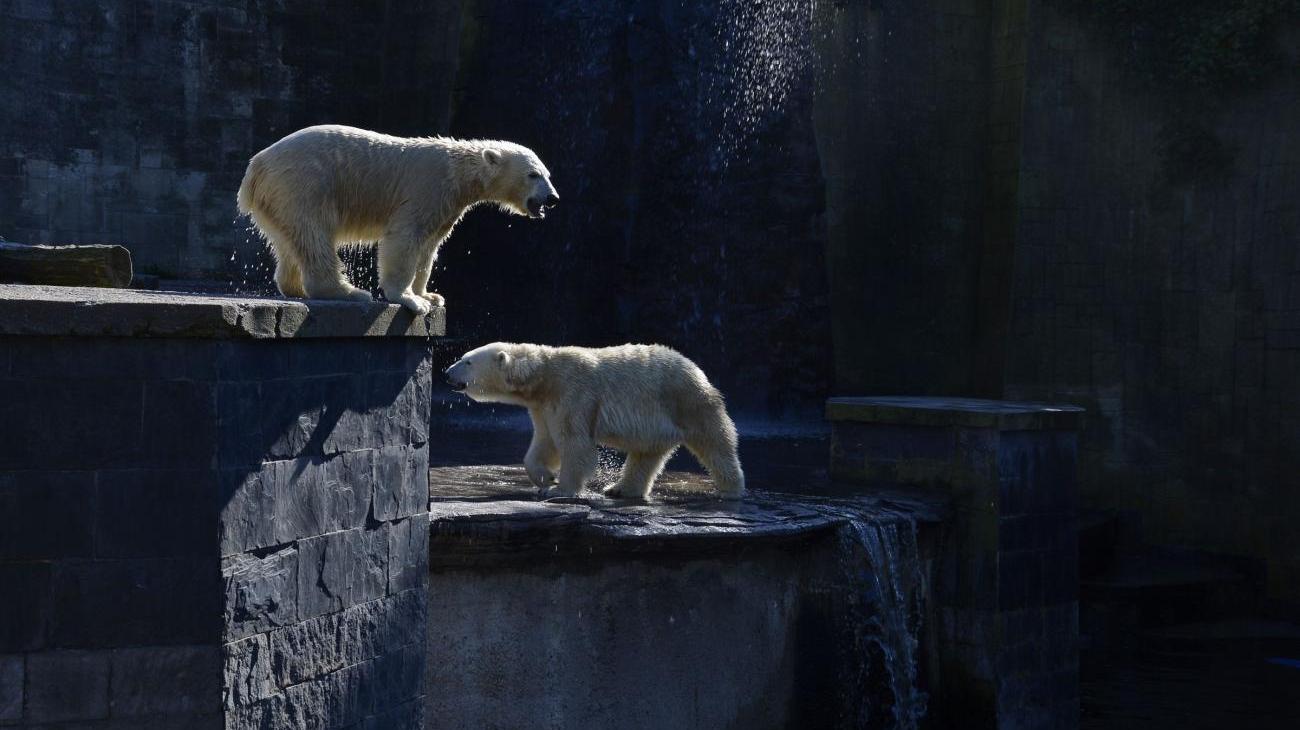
[829,397,1082,730]
[1,0,829,412]
[424,465,948,730]
[812,0,993,397]
[0,285,436,728]
[0,0,463,278]
[811,0,1300,606]
[1001,2,1300,604]
[445,0,831,412]
[217,336,432,729]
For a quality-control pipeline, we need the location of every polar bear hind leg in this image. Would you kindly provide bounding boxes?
[273,255,305,298]
[683,417,745,499]
[246,209,308,299]
[605,448,675,501]
[293,223,371,302]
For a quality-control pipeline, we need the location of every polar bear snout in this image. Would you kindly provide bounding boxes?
[444,361,470,392]
[526,191,560,219]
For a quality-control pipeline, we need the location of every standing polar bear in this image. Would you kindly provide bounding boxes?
[445,342,745,501]
[237,125,558,314]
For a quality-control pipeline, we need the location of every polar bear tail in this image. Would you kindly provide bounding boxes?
[236,156,264,217]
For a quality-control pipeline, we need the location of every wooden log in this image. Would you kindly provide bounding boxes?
[0,242,133,288]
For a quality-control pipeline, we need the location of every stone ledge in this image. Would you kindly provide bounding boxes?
[428,465,947,566]
[0,284,444,339]
[826,396,1085,431]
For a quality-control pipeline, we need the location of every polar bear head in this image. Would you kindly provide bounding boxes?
[481,143,558,219]
[444,342,543,405]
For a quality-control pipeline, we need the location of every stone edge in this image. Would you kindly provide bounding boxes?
[0,292,445,339]
[824,398,1085,431]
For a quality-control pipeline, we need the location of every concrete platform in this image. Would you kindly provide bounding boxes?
[0,283,444,338]
[0,283,439,729]
[425,465,948,729]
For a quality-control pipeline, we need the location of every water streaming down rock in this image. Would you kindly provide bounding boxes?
[818,501,930,729]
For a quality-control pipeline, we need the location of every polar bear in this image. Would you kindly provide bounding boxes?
[236,124,558,315]
[445,342,745,501]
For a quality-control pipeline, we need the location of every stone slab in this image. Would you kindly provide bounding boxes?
[0,283,444,339]
[0,242,133,288]
[826,396,1085,431]
[428,466,948,565]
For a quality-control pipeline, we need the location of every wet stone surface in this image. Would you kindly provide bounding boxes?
[428,465,947,564]
[427,464,948,729]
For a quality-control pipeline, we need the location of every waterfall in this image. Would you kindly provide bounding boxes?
[812,499,930,729]
[845,517,929,729]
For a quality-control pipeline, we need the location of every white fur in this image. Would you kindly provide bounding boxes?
[445,342,746,501]
[237,124,558,314]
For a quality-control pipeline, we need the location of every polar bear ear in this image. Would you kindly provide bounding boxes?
[482,148,503,166]
[500,350,539,387]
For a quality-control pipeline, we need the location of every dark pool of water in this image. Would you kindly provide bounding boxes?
[1081,620,1300,729]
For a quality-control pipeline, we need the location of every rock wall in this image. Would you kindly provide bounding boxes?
[2,0,1297,601]
[812,0,993,397]
[425,465,948,730]
[0,0,830,412]
[0,0,462,278]
[813,0,1300,605]
[1002,2,1300,602]
[0,287,435,729]
[440,0,832,413]
[828,397,1083,730]
[217,335,432,729]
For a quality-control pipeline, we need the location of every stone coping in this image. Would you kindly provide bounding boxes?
[0,283,444,339]
[826,395,1085,431]
[427,465,947,565]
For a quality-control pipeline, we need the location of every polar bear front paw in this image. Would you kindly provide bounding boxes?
[525,462,556,488]
[395,293,432,315]
[343,288,375,303]
[602,483,649,502]
[420,292,445,307]
[540,484,581,500]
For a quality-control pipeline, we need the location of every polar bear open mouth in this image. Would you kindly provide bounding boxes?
[446,377,468,393]
[526,198,548,218]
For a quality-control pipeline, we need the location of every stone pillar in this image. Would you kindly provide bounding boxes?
[827,396,1083,730]
[0,284,439,729]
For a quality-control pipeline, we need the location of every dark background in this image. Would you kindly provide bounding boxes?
[1,0,1298,604]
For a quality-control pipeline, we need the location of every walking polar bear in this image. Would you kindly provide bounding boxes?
[445,342,745,501]
[237,125,558,314]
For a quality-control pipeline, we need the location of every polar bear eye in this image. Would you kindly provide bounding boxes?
[527,172,542,180]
